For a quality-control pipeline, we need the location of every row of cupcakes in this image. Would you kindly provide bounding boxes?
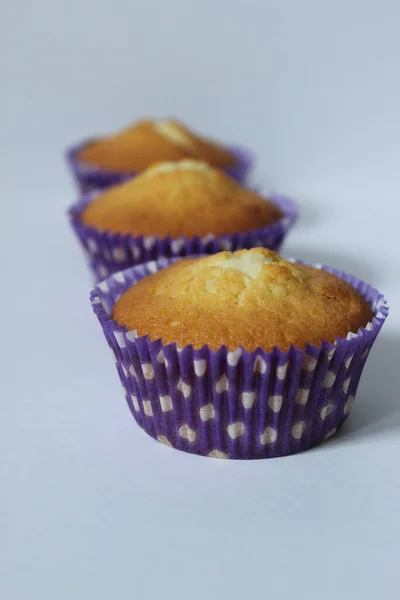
[66,118,388,460]
[67,118,297,281]
[67,118,253,192]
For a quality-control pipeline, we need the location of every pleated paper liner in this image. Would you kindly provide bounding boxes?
[66,140,254,192]
[90,257,388,459]
[69,193,298,282]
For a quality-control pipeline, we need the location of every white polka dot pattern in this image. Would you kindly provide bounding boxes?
[227,349,242,366]
[142,363,155,380]
[215,375,229,393]
[114,331,126,348]
[208,450,228,459]
[146,261,158,274]
[260,427,277,445]
[268,395,283,412]
[324,428,337,441]
[362,348,369,359]
[99,297,111,313]
[202,233,215,244]
[157,435,172,447]
[131,394,140,412]
[113,271,125,283]
[178,424,197,442]
[98,280,109,293]
[343,377,351,394]
[292,421,307,439]
[344,355,353,369]
[323,371,336,388]
[295,388,309,405]
[87,238,98,253]
[320,401,334,421]
[171,238,185,254]
[254,356,267,374]
[194,359,207,377]
[132,246,141,260]
[90,253,386,460]
[160,395,173,412]
[227,422,245,439]
[112,246,126,261]
[344,395,355,415]
[143,236,156,250]
[98,265,108,279]
[157,349,167,366]
[142,400,153,416]
[303,355,317,372]
[277,362,288,380]
[241,391,256,409]
[199,404,215,422]
[126,330,138,342]
[177,379,191,398]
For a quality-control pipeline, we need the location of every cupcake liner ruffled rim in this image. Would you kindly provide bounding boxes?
[69,192,298,282]
[90,257,389,460]
[66,139,255,192]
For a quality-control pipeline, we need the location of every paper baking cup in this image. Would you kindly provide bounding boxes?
[69,193,298,282]
[66,140,254,192]
[90,257,388,459]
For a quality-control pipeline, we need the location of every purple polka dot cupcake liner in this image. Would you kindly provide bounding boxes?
[69,192,298,282]
[66,139,254,193]
[90,257,388,460]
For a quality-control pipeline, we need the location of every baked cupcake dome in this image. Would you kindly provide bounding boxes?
[112,249,373,352]
[67,119,254,191]
[78,119,238,172]
[91,252,388,459]
[70,161,297,281]
[81,160,283,238]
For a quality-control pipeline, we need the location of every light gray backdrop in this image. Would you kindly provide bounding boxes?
[1,1,399,599]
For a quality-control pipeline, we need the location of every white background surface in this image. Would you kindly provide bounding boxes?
[1,1,399,598]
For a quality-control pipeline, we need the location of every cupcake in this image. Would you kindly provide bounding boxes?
[67,118,253,191]
[91,248,388,459]
[69,160,297,281]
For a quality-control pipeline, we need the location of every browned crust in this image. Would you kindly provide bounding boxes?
[81,161,283,238]
[112,249,373,352]
[77,119,237,172]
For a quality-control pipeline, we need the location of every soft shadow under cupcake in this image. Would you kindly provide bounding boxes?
[327,332,399,444]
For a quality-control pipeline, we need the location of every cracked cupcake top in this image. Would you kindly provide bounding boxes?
[81,160,283,238]
[77,119,238,173]
[112,248,373,351]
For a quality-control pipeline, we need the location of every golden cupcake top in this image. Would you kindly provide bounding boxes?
[77,119,238,173]
[81,160,283,238]
[112,248,373,352]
